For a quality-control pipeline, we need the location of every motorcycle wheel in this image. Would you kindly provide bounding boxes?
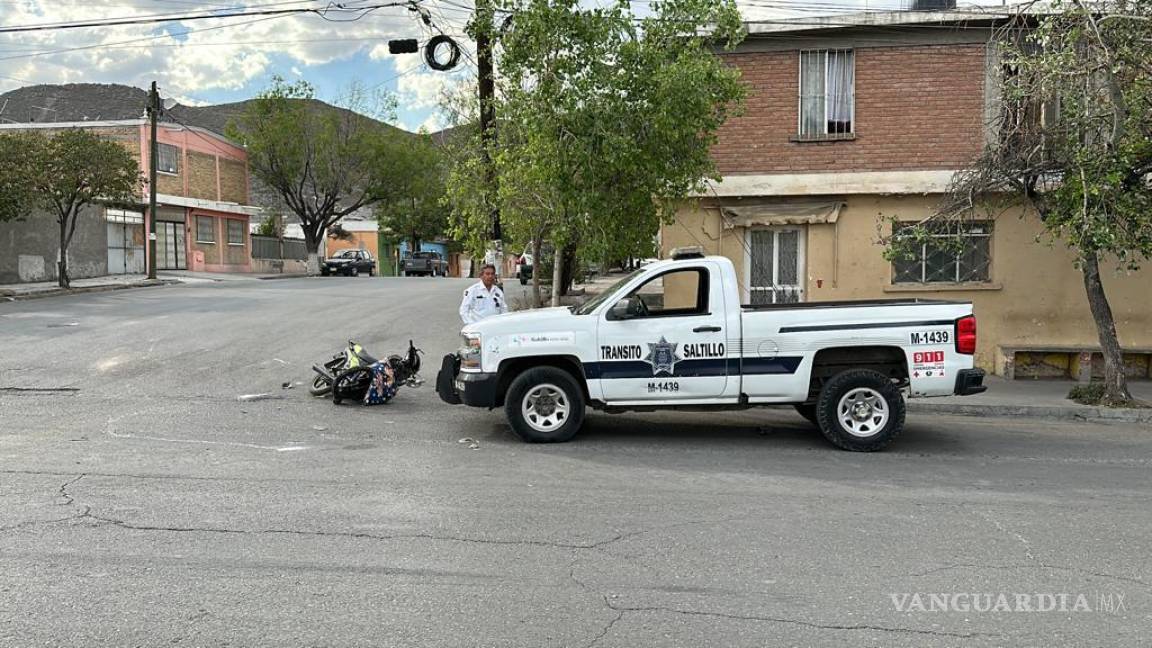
[309,375,332,397]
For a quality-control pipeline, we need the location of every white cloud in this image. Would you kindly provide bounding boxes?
[0,0,471,97]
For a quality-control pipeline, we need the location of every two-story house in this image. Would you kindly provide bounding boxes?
[0,119,261,282]
[661,10,1152,379]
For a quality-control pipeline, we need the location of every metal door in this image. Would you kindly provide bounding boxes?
[747,227,805,305]
[107,222,145,275]
[156,221,186,270]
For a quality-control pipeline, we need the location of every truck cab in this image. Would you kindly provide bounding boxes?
[437,250,985,451]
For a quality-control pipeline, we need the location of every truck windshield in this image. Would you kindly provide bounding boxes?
[572,268,645,315]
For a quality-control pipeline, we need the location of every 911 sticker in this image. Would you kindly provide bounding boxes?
[911,350,946,379]
[910,330,951,345]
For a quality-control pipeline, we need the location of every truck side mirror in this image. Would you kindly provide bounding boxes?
[608,299,632,320]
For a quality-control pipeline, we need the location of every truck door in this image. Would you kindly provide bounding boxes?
[595,264,728,401]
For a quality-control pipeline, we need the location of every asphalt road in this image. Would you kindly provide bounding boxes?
[1,277,1149,647]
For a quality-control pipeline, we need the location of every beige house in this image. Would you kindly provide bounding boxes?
[662,11,1152,380]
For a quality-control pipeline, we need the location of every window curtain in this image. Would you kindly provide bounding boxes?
[826,50,854,134]
[799,51,825,137]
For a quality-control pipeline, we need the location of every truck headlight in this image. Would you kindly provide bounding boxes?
[460,333,482,370]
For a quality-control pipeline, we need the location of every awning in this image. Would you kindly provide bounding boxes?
[721,200,844,228]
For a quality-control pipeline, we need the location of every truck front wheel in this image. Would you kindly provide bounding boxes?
[505,367,585,443]
[816,369,905,452]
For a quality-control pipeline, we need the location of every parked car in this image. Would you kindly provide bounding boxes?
[515,243,555,285]
[437,247,986,451]
[403,251,448,277]
[321,249,376,277]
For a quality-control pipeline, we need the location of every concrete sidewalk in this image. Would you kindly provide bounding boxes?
[0,274,170,301]
[908,375,1152,424]
[158,270,308,283]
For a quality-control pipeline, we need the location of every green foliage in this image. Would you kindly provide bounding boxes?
[1068,382,1108,405]
[377,133,448,250]
[445,0,746,264]
[255,213,283,237]
[228,77,410,266]
[0,128,140,287]
[0,133,39,223]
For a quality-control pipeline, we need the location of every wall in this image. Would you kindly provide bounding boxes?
[187,210,252,273]
[147,123,250,204]
[0,205,108,284]
[326,232,381,272]
[663,196,1152,374]
[713,44,986,176]
[251,258,308,275]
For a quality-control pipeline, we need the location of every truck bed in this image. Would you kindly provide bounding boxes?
[742,298,961,311]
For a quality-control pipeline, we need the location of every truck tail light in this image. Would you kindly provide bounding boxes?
[955,315,977,355]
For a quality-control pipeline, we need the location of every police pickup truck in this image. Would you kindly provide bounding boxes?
[436,248,986,451]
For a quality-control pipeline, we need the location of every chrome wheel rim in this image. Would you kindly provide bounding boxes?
[837,387,889,438]
[522,383,569,433]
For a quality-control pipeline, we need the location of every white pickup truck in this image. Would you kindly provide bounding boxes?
[436,248,986,451]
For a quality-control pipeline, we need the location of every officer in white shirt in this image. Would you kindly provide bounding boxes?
[460,263,508,324]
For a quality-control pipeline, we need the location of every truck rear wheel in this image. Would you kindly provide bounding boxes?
[505,367,585,443]
[816,369,905,452]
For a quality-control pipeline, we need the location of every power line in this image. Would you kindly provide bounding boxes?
[0,1,413,35]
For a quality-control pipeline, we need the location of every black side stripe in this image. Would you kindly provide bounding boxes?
[583,357,803,380]
[778,319,955,334]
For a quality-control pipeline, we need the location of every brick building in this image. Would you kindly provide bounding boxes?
[0,119,261,282]
[661,11,1152,379]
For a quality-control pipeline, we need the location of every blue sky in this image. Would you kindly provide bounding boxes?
[0,0,992,132]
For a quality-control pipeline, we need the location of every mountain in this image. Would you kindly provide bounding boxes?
[0,83,412,140]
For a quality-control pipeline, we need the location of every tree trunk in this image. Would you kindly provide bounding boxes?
[57,216,69,289]
[1080,250,1132,404]
[531,235,543,308]
[550,246,565,307]
[304,231,321,276]
[560,243,577,296]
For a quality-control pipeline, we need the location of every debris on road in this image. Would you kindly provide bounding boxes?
[237,393,282,402]
[458,437,480,449]
[312,425,328,432]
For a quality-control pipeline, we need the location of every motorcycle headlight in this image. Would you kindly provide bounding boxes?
[460,333,482,370]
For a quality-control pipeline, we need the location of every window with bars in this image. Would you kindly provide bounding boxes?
[227,220,246,246]
[799,49,855,139]
[157,143,180,174]
[891,222,992,284]
[196,215,215,243]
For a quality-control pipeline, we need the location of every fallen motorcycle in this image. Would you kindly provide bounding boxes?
[311,340,423,405]
[309,340,375,396]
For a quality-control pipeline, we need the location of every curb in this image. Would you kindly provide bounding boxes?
[257,274,309,280]
[2,279,173,302]
[907,402,1152,425]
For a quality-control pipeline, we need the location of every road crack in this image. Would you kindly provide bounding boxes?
[909,562,1151,589]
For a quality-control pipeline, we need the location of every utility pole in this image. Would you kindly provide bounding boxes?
[146,81,159,280]
[474,0,501,271]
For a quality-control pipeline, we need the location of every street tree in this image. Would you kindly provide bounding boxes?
[0,133,38,224]
[229,78,409,275]
[378,133,448,255]
[886,0,1152,404]
[0,129,140,288]
[446,0,746,306]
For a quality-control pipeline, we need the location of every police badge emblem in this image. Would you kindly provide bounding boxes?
[644,337,681,376]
